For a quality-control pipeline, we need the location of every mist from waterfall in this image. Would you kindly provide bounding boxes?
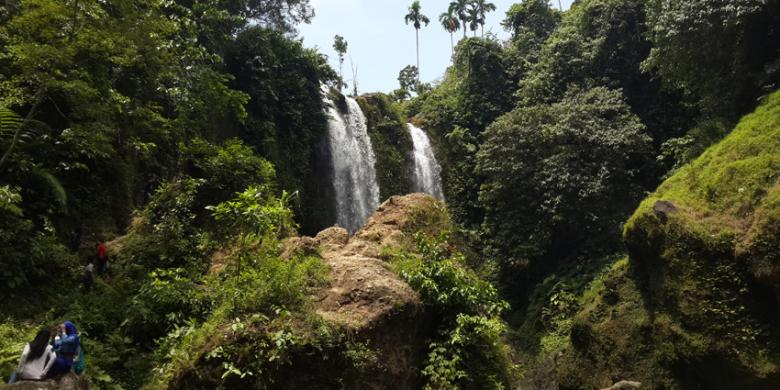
[324,93,381,234]
[407,123,444,200]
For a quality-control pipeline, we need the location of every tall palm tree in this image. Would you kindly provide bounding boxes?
[439,10,460,54]
[404,1,430,76]
[466,3,480,37]
[448,0,470,38]
[473,0,496,37]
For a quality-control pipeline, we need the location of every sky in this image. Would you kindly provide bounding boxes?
[298,0,575,93]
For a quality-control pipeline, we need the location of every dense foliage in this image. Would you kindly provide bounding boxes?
[477,87,651,276]
[357,93,414,200]
[644,0,780,118]
[2,0,780,388]
[390,228,515,389]
[224,26,337,234]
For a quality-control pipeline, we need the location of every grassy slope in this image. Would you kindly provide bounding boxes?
[521,90,780,389]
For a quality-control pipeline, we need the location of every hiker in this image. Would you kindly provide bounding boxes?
[7,327,56,383]
[82,261,94,291]
[96,242,109,276]
[49,321,84,377]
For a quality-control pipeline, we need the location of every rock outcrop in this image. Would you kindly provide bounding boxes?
[5,373,89,390]
[285,194,441,388]
[164,193,443,390]
[601,380,642,390]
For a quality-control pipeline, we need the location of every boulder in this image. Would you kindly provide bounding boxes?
[5,373,89,390]
[601,380,642,390]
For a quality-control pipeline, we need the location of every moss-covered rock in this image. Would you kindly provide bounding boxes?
[356,93,414,201]
[619,89,780,387]
[520,90,780,389]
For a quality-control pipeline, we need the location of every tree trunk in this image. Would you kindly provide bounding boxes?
[339,59,343,90]
[450,32,454,55]
[416,28,420,80]
[558,0,563,11]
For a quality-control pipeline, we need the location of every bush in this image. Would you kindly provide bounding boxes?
[0,185,77,302]
[391,232,515,389]
[125,178,208,272]
[180,137,276,216]
[125,268,213,346]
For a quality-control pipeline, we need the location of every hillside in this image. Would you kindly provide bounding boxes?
[520,90,780,389]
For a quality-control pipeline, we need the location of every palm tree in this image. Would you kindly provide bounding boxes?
[473,0,496,37]
[448,0,470,38]
[466,3,480,37]
[404,1,430,76]
[439,10,460,54]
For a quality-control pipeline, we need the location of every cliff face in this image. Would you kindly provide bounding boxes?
[158,194,441,390]
[357,93,415,201]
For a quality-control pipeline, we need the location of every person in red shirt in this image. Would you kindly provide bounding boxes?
[96,243,108,276]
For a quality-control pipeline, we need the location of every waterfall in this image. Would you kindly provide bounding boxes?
[324,93,381,234]
[407,123,444,200]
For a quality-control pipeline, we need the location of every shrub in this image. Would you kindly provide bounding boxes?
[391,232,515,389]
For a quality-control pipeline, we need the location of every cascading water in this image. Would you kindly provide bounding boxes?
[324,93,381,234]
[407,123,444,200]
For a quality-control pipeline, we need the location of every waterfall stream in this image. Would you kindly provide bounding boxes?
[408,123,444,200]
[324,94,381,234]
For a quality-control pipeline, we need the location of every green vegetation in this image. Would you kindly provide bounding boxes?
[387,202,516,389]
[644,0,780,118]
[517,88,780,389]
[2,0,780,388]
[357,94,414,200]
[332,35,348,90]
[477,87,651,280]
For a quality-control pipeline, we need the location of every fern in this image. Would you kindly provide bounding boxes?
[0,107,23,138]
[0,104,49,168]
[33,168,68,209]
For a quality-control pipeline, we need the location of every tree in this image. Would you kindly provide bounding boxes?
[516,0,695,172]
[502,0,559,40]
[473,0,496,37]
[502,0,561,83]
[415,39,511,230]
[643,0,780,118]
[439,9,461,54]
[477,87,652,275]
[466,3,480,37]
[333,35,348,90]
[398,65,420,92]
[449,0,471,38]
[404,1,430,78]
[212,0,316,32]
